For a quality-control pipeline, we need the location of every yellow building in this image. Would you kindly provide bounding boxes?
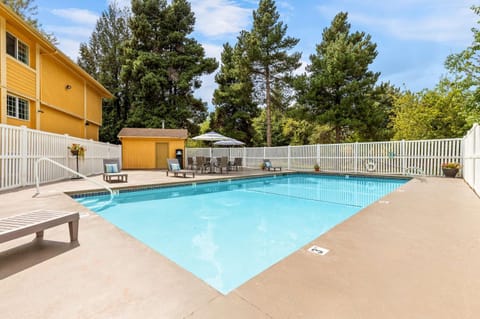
[0,3,112,140]
[118,128,188,169]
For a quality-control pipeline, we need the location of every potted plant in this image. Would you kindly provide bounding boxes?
[68,143,86,158]
[441,162,460,178]
[314,163,320,172]
[260,162,266,170]
[68,144,86,178]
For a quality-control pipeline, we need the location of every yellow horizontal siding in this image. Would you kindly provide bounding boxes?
[41,55,83,116]
[86,85,102,124]
[86,123,98,140]
[121,137,186,169]
[40,105,83,138]
[7,57,35,97]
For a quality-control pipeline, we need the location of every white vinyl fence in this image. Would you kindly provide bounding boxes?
[0,124,121,191]
[187,138,463,177]
[463,123,480,196]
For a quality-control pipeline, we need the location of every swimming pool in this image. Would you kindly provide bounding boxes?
[75,174,407,294]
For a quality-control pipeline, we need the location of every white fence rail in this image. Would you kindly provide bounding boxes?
[0,124,121,191]
[463,123,480,196]
[187,138,463,177]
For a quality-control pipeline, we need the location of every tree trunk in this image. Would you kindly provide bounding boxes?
[335,126,341,143]
[266,68,271,147]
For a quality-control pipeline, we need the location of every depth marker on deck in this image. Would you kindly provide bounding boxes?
[308,245,330,256]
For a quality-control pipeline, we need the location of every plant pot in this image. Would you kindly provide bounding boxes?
[442,168,458,178]
[314,168,320,172]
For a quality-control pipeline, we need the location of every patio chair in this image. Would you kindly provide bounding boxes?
[195,156,207,174]
[103,158,128,183]
[263,159,282,171]
[215,156,229,174]
[187,157,194,170]
[232,157,243,171]
[166,158,196,178]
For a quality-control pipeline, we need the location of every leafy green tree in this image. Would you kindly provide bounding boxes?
[252,109,290,146]
[391,80,476,140]
[281,117,313,145]
[296,12,382,143]
[445,6,480,99]
[78,1,131,143]
[248,0,301,146]
[2,0,57,43]
[122,0,217,135]
[211,33,258,145]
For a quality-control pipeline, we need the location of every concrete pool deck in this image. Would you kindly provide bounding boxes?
[1,170,479,319]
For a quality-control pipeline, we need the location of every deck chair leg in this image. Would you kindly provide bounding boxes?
[69,220,79,242]
[36,230,44,239]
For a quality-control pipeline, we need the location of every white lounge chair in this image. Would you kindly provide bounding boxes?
[103,158,128,183]
[166,158,196,178]
[0,210,79,244]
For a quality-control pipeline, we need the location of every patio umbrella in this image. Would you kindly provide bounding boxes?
[213,138,245,146]
[192,131,229,141]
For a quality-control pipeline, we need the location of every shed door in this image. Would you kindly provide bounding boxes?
[155,143,169,169]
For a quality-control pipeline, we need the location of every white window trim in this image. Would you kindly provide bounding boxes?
[6,94,30,121]
[6,32,29,65]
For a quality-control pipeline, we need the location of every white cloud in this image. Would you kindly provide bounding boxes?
[191,0,251,36]
[202,43,224,61]
[293,59,308,76]
[316,1,477,45]
[51,8,99,26]
[107,0,131,9]
[349,8,475,45]
[44,25,94,38]
[56,38,82,60]
[195,72,217,110]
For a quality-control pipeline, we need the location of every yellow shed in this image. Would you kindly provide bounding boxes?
[118,128,188,170]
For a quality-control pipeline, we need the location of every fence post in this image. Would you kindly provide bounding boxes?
[20,126,28,186]
[472,124,478,192]
[242,147,246,169]
[354,142,358,174]
[401,139,406,175]
[64,134,70,178]
[288,145,291,170]
[316,144,320,168]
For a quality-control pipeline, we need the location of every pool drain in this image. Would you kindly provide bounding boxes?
[308,245,329,256]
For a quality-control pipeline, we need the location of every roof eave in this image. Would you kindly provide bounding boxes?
[0,3,113,99]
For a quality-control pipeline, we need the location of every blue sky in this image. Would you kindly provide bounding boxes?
[35,0,478,107]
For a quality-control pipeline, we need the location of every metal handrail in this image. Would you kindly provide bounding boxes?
[34,157,116,200]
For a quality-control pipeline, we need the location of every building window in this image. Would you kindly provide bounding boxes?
[6,32,29,65]
[7,95,29,120]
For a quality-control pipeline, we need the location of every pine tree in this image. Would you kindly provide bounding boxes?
[248,0,301,146]
[211,32,258,145]
[78,1,131,143]
[297,12,381,142]
[122,0,217,135]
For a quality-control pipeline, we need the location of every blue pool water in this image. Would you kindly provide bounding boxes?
[75,174,407,294]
